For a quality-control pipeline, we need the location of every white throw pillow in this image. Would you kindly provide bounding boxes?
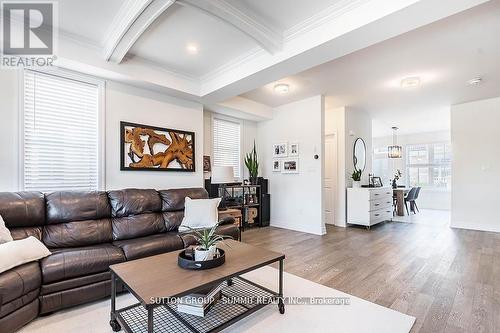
[0,215,13,244]
[0,236,52,274]
[179,197,221,232]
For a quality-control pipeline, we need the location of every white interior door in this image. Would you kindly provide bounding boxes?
[324,133,338,225]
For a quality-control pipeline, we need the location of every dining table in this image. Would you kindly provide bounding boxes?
[393,187,411,216]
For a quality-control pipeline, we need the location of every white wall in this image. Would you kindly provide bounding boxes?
[105,82,204,189]
[258,96,325,235]
[203,110,258,180]
[345,108,373,186]
[0,71,20,191]
[324,107,372,227]
[0,70,205,192]
[373,130,451,210]
[451,97,500,233]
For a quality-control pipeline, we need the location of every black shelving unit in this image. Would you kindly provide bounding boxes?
[219,185,262,231]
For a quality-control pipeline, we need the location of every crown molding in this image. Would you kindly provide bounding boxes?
[124,54,200,82]
[199,46,265,83]
[103,0,176,63]
[284,0,372,41]
[177,0,282,54]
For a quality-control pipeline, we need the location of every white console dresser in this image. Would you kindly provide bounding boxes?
[347,187,393,228]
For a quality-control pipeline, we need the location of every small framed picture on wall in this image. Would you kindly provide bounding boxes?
[273,143,287,157]
[289,142,299,156]
[272,159,281,172]
[282,158,299,174]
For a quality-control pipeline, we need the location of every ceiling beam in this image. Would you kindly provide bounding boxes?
[103,0,176,63]
[177,0,282,54]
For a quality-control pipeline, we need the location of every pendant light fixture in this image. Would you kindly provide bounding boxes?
[388,126,402,159]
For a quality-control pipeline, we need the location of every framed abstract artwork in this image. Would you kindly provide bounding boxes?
[120,121,195,172]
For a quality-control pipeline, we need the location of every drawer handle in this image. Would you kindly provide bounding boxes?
[386,211,391,213]
[374,214,380,217]
[374,193,379,196]
[374,203,380,206]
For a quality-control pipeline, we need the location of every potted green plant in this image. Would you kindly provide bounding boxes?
[351,169,362,188]
[245,141,259,185]
[183,223,233,261]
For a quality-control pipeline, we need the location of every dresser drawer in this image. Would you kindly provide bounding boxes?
[370,208,393,222]
[369,188,392,200]
[369,197,393,211]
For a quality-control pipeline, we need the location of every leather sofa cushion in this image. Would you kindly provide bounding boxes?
[39,279,114,314]
[41,244,125,284]
[43,219,112,248]
[41,271,110,295]
[159,188,208,212]
[9,227,42,240]
[162,211,184,231]
[108,189,161,217]
[0,262,41,305]
[113,233,184,260]
[0,192,45,228]
[0,289,38,318]
[46,191,111,224]
[0,299,38,333]
[179,224,239,247]
[112,213,166,241]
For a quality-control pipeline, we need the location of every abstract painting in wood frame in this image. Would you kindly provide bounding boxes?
[120,121,195,172]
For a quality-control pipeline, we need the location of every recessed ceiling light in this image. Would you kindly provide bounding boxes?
[401,76,421,89]
[468,77,482,85]
[274,83,289,94]
[186,44,198,54]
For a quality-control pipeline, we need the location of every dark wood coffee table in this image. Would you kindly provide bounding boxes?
[109,240,285,333]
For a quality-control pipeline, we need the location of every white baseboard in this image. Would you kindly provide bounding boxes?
[270,219,325,235]
[450,221,500,233]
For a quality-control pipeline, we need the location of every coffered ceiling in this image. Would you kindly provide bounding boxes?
[52,0,490,105]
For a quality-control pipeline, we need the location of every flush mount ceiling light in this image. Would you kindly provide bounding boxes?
[468,77,482,85]
[388,127,402,159]
[186,43,198,54]
[401,76,421,89]
[274,83,290,94]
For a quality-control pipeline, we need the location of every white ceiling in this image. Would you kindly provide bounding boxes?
[58,0,123,45]
[241,1,500,136]
[50,0,492,109]
[128,4,257,77]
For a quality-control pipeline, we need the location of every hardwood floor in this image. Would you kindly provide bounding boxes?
[241,222,500,333]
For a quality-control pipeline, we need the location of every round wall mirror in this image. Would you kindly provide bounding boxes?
[353,138,366,172]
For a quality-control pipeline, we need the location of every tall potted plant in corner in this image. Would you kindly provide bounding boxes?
[245,141,259,185]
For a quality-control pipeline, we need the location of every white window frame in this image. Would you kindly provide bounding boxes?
[405,141,451,192]
[211,113,243,181]
[19,68,106,191]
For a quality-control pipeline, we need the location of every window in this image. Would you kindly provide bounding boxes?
[406,143,451,190]
[212,117,241,179]
[23,70,103,192]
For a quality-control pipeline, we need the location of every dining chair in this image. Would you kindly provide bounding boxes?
[413,187,422,212]
[404,187,418,215]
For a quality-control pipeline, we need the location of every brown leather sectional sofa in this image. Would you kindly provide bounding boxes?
[0,188,238,333]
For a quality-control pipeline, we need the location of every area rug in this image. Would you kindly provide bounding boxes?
[20,266,415,333]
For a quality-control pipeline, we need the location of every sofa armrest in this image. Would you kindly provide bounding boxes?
[219,216,236,226]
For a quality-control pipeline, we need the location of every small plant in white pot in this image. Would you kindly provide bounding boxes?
[351,169,362,188]
[184,223,233,261]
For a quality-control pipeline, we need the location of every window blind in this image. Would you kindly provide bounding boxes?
[23,70,100,192]
[213,118,241,179]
